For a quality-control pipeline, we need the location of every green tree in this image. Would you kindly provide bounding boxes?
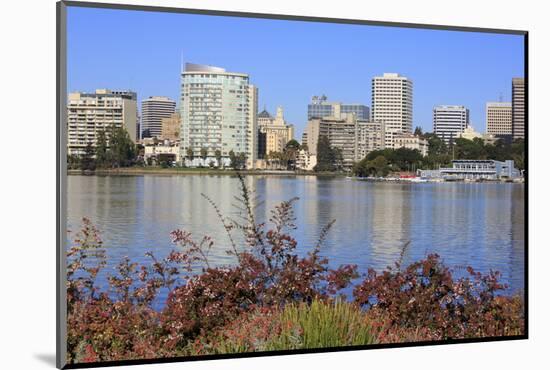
[369,155,389,176]
[353,155,389,177]
[200,147,208,163]
[510,138,525,170]
[237,152,247,169]
[229,150,236,168]
[108,126,136,167]
[414,126,424,137]
[284,139,301,170]
[80,142,96,172]
[95,129,109,168]
[229,150,246,169]
[67,154,80,170]
[454,137,487,160]
[186,148,194,163]
[314,136,339,172]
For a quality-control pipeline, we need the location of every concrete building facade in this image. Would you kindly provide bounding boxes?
[67,89,138,156]
[304,113,385,169]
[512,77,525,139]
[141,96,176,139]
[179,63,257,168]
[393,133,429,157]
[160,112,181,142]
[486,102,512,138]
[433,105,470,144]
[372,73,413,148]
[356,120,386,160]
[296,149,317,171]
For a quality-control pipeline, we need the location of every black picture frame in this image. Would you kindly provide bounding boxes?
[56,1,528,368]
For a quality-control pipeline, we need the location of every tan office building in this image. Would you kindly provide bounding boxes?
[160,112,181,142]
[486,102,512,137]
[257,106,294,156]
[304,113,385,169]
[67,89,138,156]
[393,133,429,157]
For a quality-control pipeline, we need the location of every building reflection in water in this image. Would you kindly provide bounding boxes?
[67,175,526,307]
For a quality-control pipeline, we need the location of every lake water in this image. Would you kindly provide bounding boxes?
[67,175,525,307]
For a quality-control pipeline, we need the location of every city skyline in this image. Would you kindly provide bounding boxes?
[67,7,524,139]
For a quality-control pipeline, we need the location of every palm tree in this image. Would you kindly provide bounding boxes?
[186,148,194,166]
[200,147,208,166]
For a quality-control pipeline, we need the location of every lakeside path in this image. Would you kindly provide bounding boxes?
[67,168,346,177]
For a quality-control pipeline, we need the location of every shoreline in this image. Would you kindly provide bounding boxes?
[67,168,345,177]
[67,168,525,183]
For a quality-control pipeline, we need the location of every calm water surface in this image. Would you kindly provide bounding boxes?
[67,175,525,307]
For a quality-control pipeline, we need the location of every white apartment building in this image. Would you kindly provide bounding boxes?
[143,141,181,164]
[67,89,138,156]
[486,102,512,137]
[296,149,317,171]
[372,73,413,148]
[141,96,176,139]
[433,105,469,144]
[393,133,429,157]
[180,63,257,168]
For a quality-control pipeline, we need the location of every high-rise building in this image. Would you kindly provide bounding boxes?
[371,73,413,148]
[355,120,386,160]
[512,77,525,139]
[304,113,384,169]
[486,102,512,138]
[180,63,257,168]
[160,112,181,142]
[247,85,258,168]
[257,106,294,158]
[433,105,470,144]
[308,95,370,120]
[141,96,176,139]
[67,89,138,156]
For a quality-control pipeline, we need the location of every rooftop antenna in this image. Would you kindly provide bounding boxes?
[180,51,184,74]
[499,92,503,102]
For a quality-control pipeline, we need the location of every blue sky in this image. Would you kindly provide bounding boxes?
[67,6,524,137]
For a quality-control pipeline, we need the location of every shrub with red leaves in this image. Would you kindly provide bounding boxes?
[159,176,358,350]
[66,174,524,364]
[353,254,524,340]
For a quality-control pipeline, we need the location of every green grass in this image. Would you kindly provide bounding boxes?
[265,300,377,350]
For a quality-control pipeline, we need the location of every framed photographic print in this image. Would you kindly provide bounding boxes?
[56,1,527,368]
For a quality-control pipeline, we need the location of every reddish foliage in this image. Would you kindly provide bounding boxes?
[353,254,524,340]
[66,175,524,364]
